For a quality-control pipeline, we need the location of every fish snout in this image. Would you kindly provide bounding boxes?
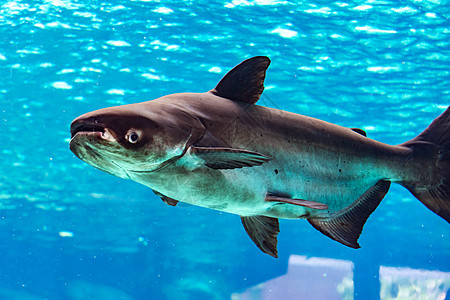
[70,114,116,140]
[70,115,105,138]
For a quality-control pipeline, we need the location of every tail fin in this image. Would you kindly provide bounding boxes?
[400,107,450,223]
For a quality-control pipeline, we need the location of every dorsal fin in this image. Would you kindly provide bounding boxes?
[307,180,390,248]
[210,56,270,104]
[351,128,367,137]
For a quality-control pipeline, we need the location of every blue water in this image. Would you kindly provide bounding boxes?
[0,0,449,299]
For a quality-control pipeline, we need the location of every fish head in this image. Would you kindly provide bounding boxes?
[70,102,202,178]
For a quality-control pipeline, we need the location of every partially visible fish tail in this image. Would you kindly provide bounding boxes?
[400,107,450,223]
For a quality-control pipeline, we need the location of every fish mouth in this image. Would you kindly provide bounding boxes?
[71,123,105,139]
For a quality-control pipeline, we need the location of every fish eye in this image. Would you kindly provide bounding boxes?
[127,131,140,144]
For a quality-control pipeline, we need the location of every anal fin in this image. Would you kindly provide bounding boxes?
[265,193,328,210]
[308,180,390,248]
[241,216,279,258]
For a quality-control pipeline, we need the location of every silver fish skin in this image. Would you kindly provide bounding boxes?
[70,56,450,257]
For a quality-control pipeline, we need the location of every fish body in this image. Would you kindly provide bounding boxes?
[102,93,403,218]
[70,57,450,257]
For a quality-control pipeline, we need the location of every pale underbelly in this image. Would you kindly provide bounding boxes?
[134,153,389,219]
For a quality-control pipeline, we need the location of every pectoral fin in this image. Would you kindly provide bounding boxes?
[189,146,270,169]
[265,193,328,210]
[241,216,279,258]
[308,180,390,248]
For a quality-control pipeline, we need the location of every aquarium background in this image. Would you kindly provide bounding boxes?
[0,0,449,299]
